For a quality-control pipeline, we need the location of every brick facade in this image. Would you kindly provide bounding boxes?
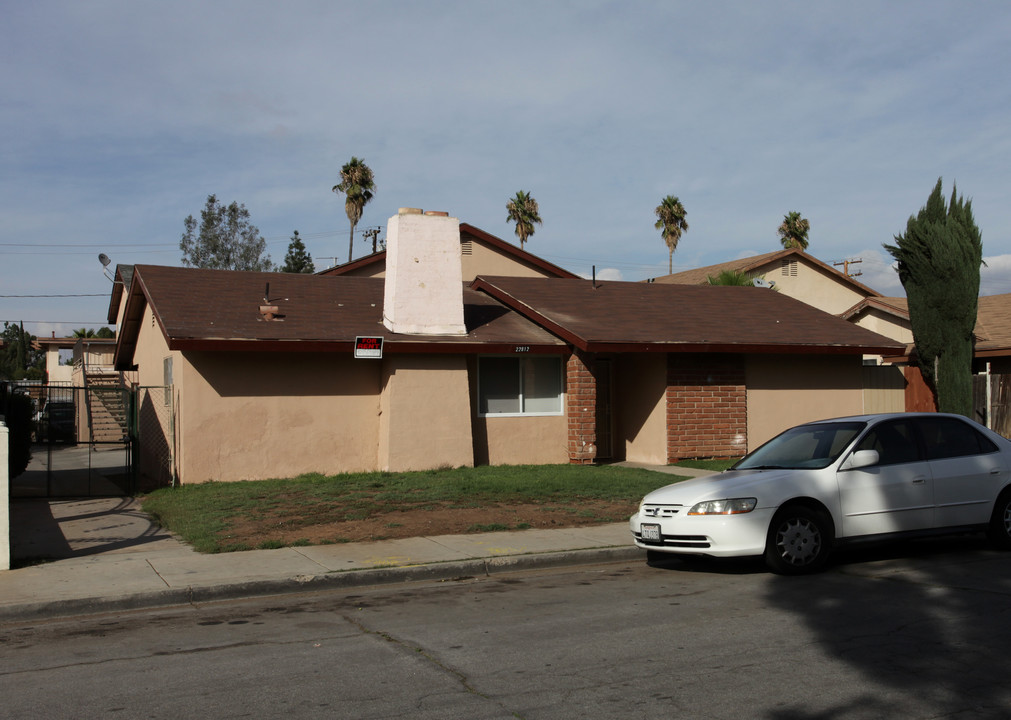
[666,353,747,462]
[566,351,597,464]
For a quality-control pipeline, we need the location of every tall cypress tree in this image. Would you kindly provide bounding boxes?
[280,230,314,273]
[884,178,983,416]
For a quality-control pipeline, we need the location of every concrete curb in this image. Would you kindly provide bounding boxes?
[0,546,643,623]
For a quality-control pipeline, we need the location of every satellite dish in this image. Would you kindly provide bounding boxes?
[98,253,112,268]
[752,277,770,288]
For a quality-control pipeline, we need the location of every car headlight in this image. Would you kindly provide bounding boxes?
[687,498,757,515]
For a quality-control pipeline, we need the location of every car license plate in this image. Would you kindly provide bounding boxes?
[641,523,661,542]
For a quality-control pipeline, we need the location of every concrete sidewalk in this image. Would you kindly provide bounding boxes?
[1,464,711,622]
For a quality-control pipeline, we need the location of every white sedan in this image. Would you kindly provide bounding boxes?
[630,412,1011,574]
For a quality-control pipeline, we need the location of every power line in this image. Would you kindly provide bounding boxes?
[0,293,109,298]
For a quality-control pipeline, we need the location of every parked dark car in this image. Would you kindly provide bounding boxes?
[35,401,77,444]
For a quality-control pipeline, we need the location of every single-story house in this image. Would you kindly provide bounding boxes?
[109,210,903,487]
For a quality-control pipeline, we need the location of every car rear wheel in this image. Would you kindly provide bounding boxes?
[987,488,1011,550]
[764,505,832,575]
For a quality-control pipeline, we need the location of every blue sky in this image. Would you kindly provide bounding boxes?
[3,1,1010,337]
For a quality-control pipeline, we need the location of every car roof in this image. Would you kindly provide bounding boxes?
[806,412,979,425]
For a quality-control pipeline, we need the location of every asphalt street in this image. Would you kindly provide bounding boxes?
[3,535,1010,719]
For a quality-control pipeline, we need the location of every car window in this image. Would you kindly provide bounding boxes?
[917,417,998,460]
[735,421,865,470]
[854,420,922,466]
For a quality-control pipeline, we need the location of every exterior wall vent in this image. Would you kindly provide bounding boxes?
[781,259,798,277]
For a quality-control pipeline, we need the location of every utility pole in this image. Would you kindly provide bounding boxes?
[361,226,383,254]
[833,258,863,278]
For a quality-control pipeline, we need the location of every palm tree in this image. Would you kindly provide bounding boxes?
[72,328,96,338]
[505,191,542,249]
[654,195,689,274]
[707,269,757,286]
[332,157,376,263]
[778,211,810,250]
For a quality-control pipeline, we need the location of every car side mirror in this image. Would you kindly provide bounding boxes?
[840,449,879,471]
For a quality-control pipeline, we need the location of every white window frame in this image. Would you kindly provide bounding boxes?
[477,355,564,418]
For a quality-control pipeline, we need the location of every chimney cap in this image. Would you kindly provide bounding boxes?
[398,207,423,215]
[424,211,449,217]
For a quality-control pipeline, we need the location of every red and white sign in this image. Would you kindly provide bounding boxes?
[354,336,383,359]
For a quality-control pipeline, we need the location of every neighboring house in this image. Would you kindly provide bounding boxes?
[842,293,1011,374]
[651,248,883,316]
[319,221,579,281]
[663,251,1011,426]
[109,210,903,487]
[21,336,121,444]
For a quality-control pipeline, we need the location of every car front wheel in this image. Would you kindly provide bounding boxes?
[987,488,1011,550]
[764,505,832,575]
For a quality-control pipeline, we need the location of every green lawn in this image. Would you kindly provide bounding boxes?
[672,458,741,472]
[142,463,683,553]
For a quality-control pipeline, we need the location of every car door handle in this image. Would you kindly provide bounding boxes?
[912,476,927,484]
[991,468,1002,475]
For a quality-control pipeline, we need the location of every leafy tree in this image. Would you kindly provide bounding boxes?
[96,327,115,339]
[332,157,376,263]
[707,269,758,286]
[778,211,810,250]
[883,178,983,416]
[280,230,315,273]
[506,190,543,249]
[0,322,45,381]
[180,194,273,271]
[654,195,689,274]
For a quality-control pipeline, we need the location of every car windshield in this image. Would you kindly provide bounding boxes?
[734,421,866,470]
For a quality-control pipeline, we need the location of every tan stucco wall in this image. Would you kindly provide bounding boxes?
[853,310,913,344]
[746,354,864,450]
[764,261,869,315]
[614,354,668,464]
[461,239,557,280]
[474,415,569,465]
[469,356,568,465]
[178,351,383,482]
[378,354,474,471]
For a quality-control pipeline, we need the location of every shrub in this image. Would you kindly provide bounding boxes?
[5,392,33,478]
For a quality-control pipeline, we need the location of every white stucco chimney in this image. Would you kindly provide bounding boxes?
[382,208,466,335]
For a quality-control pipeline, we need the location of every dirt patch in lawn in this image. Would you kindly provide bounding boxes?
[220,500,636,548]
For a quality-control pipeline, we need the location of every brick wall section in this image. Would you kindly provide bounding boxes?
[667,353,747,462]
[566,351,597,464]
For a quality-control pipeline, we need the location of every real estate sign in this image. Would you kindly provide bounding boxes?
[354,336,383,359]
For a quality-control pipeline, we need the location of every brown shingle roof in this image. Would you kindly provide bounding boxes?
[471,276,904,354]
[976,294,1011,353]
[115,265,907,370]
[114,265,565,369]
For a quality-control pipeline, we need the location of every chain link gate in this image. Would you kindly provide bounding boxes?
[131,386,176,492]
